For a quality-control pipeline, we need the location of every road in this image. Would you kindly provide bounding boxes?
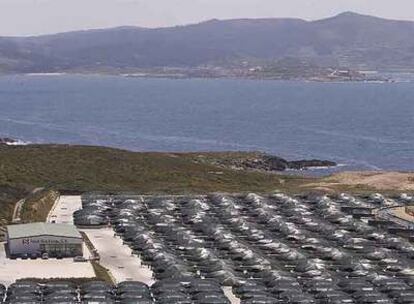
[46,195,82,224]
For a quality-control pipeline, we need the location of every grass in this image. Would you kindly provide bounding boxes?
[80,231,99,259]
[0,144,390,227]
[91,261,116,284]
[0,185,30,224]
[20,189,59,223]
[81,231,115,284]
[0,144,314,228]
[0,145,310,194]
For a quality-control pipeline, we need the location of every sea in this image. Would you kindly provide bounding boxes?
[0,74,413,175]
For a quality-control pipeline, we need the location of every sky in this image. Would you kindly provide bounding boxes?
[1,0,414,36]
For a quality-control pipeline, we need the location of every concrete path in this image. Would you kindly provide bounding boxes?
[47,195,82,224]
[223,286,240,304]
[82,228,154,285]
[11,199,25,224]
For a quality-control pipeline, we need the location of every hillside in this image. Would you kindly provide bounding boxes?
[1,12,414,73]
[0,144,413,228]
[0,185,30,226]
[0,145,301,225]
[0,145,309,194]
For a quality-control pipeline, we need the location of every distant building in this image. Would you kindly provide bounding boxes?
[6,223,83,258]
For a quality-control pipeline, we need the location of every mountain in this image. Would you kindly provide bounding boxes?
[1,12,414,73]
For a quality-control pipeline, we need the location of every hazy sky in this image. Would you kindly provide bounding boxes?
[1,0,414,36]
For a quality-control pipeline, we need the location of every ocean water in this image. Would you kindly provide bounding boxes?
[0,74,413,173]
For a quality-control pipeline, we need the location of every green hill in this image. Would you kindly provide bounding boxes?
[0,144,309,226]
[0,144,405,227]
[2,12,414,73]
[0,145,306,194]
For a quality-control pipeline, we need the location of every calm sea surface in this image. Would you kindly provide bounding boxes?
[0,75,413,173]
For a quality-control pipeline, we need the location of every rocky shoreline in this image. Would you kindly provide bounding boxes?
[191,152,337,173]
[0,139,337,172]
[232,154,336,172]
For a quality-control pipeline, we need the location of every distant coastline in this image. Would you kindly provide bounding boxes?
[6,69,396,83]
[3,12,414,80]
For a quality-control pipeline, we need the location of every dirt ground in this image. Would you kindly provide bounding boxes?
[306,171,414,192]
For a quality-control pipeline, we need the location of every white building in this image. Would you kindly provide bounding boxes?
[6,223,83,258]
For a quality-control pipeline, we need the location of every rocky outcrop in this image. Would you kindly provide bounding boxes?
[285,159,337,170]
[242,155,336,172]
[214,154,337,171]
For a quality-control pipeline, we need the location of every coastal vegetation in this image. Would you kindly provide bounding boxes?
[0,145,307,194]
[0,144,412,229]
[20,189,60,223]
[0,185,30,226]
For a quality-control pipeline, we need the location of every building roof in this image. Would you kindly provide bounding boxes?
[7,222,82,239]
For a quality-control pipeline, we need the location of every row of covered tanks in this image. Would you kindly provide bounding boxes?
[0,279,228,304]
[75,192,414,304]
